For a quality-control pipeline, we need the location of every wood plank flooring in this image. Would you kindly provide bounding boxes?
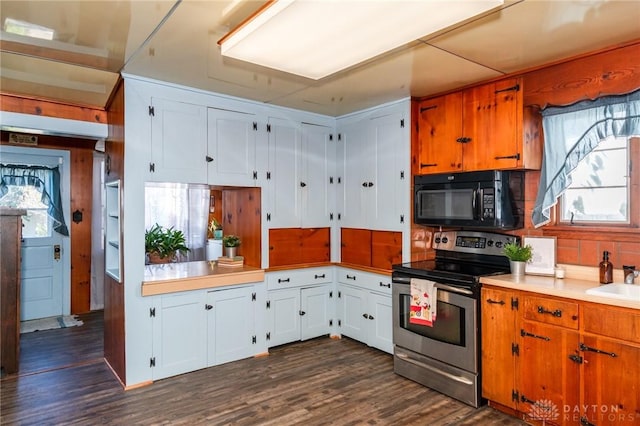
[1,312,527,425]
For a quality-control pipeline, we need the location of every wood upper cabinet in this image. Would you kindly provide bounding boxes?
[417,77,542,174]
[481,286,519,409]
[417,92,463,173]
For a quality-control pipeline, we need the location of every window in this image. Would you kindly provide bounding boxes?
[0,184,51,237]
[559,136,630,224]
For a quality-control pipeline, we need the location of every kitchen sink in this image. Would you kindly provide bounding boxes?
[585,283,640,301]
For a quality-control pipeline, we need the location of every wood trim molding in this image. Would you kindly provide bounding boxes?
[0,94,107,124]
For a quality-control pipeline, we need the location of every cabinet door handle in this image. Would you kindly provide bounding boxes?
[362,313,372,320]
[520,329,550,341]
[367,182,374,187]
[300,181,307,187]
[299,310,306,316]
[205,304,213,310]
[278,278,290,283]
[494,153,521,161]
[579,343,616,357]
[346,274,356,280]
[456,137,471,143]
[205,155,214,162]
[362,182,368,187]
[314,274,325,279]
[537,306,562,317]
[486,299,505,305]
[495,84,520,94]
[420,163,438,168]
[379,282,391,288]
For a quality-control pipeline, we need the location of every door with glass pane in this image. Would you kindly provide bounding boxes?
[0,147,68,320]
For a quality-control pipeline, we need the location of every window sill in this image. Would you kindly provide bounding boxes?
[541,225,640,242]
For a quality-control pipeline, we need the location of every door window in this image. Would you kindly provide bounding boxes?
[0,184,51,238]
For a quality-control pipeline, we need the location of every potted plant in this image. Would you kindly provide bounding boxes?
[145,223,190,264]
[503,241,533,276]
[208,217,223,240]
[222,234,241,258]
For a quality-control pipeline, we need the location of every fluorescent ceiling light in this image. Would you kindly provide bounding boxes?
[4,18,54,41]
[219,0,504,80]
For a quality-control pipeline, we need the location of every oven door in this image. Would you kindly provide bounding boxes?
[392,279,478,374]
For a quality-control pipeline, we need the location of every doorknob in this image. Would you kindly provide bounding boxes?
[53,245,61,260]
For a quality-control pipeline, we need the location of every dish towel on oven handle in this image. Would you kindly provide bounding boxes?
[410,278,437,327]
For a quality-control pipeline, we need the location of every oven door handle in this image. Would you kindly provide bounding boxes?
[434,283,474,296]
[395,352,474,385]
[391,277,474,296]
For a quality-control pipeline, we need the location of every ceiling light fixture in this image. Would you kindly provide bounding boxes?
[218,0,504,80]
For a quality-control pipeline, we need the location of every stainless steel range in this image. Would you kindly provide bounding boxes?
[391,230,518,407]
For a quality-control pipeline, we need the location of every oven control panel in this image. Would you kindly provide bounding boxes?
[433,230,518,256]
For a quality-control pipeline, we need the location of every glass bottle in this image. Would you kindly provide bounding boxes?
[599,251,613,284]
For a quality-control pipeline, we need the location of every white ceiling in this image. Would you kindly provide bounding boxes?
[1,0,639,117]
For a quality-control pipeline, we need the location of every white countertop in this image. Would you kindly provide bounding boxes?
[480,273,640,310]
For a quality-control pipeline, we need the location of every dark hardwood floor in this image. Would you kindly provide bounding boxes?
[1,312,526,425]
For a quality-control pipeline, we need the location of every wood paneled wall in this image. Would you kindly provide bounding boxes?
[0,132,95,314]
[341,228,402,270]
[0,94,107,124]
[411,41,640,268]
[269,228,330,267]
[221,187,261,268]
[104,80,126,383]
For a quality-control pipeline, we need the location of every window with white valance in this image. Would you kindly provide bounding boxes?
[532,89,640,228]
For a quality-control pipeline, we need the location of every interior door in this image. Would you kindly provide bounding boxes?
[0,146,70,320]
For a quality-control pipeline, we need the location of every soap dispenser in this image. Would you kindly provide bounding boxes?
[599,251,613,284]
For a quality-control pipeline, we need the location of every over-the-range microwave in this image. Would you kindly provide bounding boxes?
[414,170,524,230]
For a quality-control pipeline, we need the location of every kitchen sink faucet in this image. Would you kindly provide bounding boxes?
[623,266,639,284]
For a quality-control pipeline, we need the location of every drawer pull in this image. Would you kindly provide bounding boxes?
[346,275,356,280]
[579,343,616,358]
[486,299,505,305]
[278,278,290,283]
[314,274,326,279]
[379,282,391,288]
[537,306,562,317]
[520,329,550,341]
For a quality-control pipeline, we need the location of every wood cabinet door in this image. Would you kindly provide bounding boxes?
[581,335,640,426]
[462,78,523,171]
[481,286,519,409]
[417,93,463,174]
[519,321,580,426]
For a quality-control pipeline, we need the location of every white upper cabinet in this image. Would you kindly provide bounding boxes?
[337,101,409,231]
[265,118,334,229]
[207,107,259,186]
[149,98,208,183]
[300,122,333,228]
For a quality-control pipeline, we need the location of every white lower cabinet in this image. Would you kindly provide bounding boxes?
[337,268,393,354]
[266,267,334,347]
[206,286,256,365]
[151,284,258,380]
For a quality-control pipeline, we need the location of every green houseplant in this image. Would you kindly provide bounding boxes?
[208,217,223,240]
[145,223,190,263]
[503,241,533,276]
[222,234,241,258]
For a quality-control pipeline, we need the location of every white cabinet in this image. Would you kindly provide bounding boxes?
[150,284,258,380]
[266,267,334,347]
[337,102,409,231]
[149,98,208,183]
[207,107,260,186]
[337,268,393,354]
[151,291,208,380]
[206,285,256,365]
[105,180,121,282]
[265,119,334,228]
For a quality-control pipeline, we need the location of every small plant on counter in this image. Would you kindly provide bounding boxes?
[222,234,241,247]
[208,217,222,239]
[145,223,190,263]
[503,241,533,262]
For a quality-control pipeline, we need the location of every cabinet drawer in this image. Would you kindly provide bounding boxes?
[582,303,640,344]
[267,267,333,290]
[337,268,392,295]
[523,295,579,329]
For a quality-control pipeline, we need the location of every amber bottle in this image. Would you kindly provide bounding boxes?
[599,251,613,284]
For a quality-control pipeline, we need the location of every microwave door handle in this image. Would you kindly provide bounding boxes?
[472,188,480,220]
